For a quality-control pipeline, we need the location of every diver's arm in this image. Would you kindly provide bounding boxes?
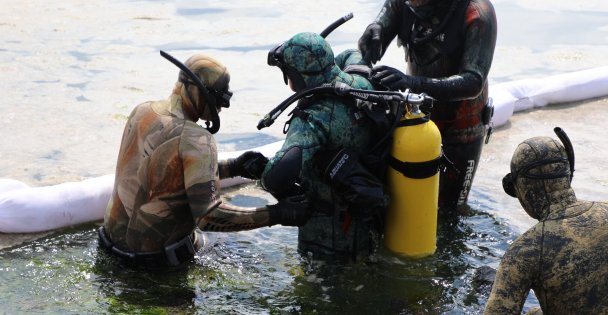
[484,233,540,314]
[371,1,497,101]
[260,112,327,200]
[374,0,405,50]
[218,151,268,179]
[429,0,497,101]
[185,165,311,231]
[359,0,404,64]
[197,195,311,231]
[180,124,223,219]
[260,146,303,199]
[422,72,483,101]
[196,203,270,232]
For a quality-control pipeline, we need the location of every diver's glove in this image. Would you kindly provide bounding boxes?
[267,194,311,227]
[371,65,423,92]
[227,151,269,179]
[358,23,383,65]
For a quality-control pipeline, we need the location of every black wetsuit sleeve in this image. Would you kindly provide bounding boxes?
[261,146,303,199]
[415,1,497,102]
[374,0,405,59]
[415,71,483,101]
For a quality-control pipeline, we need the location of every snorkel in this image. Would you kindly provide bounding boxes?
[160,50,224,134]
[319,12,354,37]
[554,127,575,181]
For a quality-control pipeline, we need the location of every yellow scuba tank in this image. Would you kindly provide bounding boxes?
[385,103,441,258]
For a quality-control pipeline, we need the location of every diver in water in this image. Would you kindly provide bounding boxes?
[257,32,388,261]
[484,128,608,314]
[358,0,497,212]
[100,52,311,272]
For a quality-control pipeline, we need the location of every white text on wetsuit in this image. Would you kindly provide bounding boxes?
[457,160,476,205]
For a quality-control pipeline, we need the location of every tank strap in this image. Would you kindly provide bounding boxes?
[396,115,430,127]
[388,154,442,179]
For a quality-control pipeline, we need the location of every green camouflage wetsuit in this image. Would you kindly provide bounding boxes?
[359,0,497,210]
[261,33,383,260]
[485,136,608,314]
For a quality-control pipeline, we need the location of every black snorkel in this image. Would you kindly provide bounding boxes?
[160,50,221,134]
[554,127,575,181]
[259,13,355,130]
[319,12,354,38]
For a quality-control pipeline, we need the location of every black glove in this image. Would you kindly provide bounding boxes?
[371,65,422,92]
[358,23,383,65]
[228,151,268,179]
[268,194,311,227]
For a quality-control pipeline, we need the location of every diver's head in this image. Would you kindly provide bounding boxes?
[267,32,338,92]
[502,133,575,220]
[405,0,452,20]
[177,54,232,121]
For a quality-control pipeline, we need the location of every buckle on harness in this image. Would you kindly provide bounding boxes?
[164,234,196,266]
[98,226,196,268]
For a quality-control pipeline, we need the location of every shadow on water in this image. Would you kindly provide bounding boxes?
[0,182,518,314]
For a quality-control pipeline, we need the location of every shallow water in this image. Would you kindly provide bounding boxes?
[1,0,608,313]
[0,185,514,314]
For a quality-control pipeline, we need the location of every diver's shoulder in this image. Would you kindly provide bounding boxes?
[468,0,496,16]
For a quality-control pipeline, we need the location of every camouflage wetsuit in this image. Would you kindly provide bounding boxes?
[361,0,497,209]
[103,53,312,271]
[104,95,272,253]
[485,136,608,314]
[261,33,382,259]
[485,201,608,314]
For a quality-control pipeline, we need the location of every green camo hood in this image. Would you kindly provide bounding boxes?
[273,32,342,91]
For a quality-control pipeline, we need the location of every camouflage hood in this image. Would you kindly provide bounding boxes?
[173,54,230,120]
[270,32,343,91]
[510,136,576,220]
